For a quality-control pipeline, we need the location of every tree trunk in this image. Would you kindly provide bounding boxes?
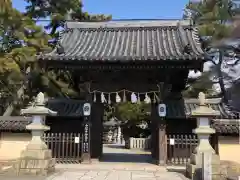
[50,24,58,36]
[218,50,228,103]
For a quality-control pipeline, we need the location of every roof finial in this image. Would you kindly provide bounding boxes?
[35,92,45,106]
[198,92,206,106]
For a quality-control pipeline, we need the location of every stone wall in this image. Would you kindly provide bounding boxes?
[0,132,31,160]
[218,136,240,163]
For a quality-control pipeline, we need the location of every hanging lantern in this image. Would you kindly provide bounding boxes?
[116,92,121,103]
[144,93,151,104]
[158,103,166,117]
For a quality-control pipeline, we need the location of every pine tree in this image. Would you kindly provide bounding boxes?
[0,0,12,14]
[24,0,112,36]
[0,1,112,114]
[21,0,112,99]
[0,3,53,114]
[183,0,239,101]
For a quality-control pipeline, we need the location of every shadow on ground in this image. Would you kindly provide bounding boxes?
[167,167,186,176]
[104,144,126,149]
[100,153,153,163]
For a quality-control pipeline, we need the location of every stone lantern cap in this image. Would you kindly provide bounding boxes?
[26,123,50,131]
[190,92,220,117]
[21,92,57,116]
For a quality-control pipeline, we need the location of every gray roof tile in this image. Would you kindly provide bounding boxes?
[212,119,239,134]
[38,20,205,62]
[46,99,84,116]
[167,98,239,119]
[0,116,31,131]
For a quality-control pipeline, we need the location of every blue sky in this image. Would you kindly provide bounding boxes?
[12,0,189,19]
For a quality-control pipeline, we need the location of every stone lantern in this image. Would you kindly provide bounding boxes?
[17,92,57,175]
[186,92,221,180]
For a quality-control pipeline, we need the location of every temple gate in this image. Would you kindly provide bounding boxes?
[37,19,206,164]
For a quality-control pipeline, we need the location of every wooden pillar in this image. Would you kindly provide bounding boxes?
[158,119,167,165]
[151,103,158,160]
[90,102,104,160]
[155,82,171,166]
[151,103,167,165]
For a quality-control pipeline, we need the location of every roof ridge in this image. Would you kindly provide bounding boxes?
[66,20,192,29]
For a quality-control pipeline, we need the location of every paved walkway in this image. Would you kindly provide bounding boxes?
[46,169,187,180]
[0,168,188,180]
[0,144,188,180]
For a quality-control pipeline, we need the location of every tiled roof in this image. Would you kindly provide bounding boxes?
[0,116,31,131]
[166,98,239,134]
[0,99,85,130]
[212,119,239,134]
[166,98,238,119]
[46,99,84,117]
[38,20,206,62]
[184,98,239,119]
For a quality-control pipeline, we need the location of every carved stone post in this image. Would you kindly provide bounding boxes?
[18,92,57,175]
[81,103,91,163]
[186,92,221,180]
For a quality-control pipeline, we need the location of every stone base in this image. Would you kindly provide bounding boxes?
[186,153,222,180]
[91,158,100,164]
[15,163,55,176]
[186,163,201,180]
[190,151,220,165]
[81,153,91,164]
[13,147,56,176]
[186,163,224,180]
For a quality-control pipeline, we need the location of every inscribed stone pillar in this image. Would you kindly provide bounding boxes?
[16,92,57,175]
[81,118,91,163]
[186,92,221,180]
